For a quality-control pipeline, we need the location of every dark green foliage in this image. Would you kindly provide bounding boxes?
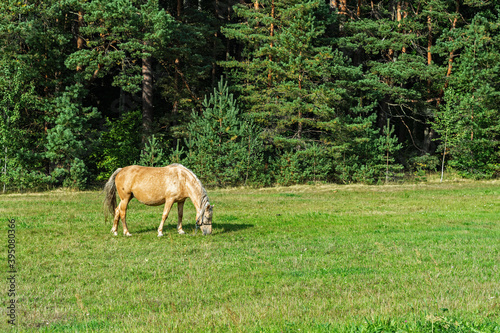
[97,110,142,181]
[45,84,100,189]
[0,61,45,192]
[434,13,500,179]
[156,0,222,121]
[0,0,75,191]
[273,143,333,186]
[222,0,344,148]
[137,135,167,167]
[66,0,175,93]
[183,78,264,187]
[375,119,404,183]
[221,0,383,183]
[0,0,499,189]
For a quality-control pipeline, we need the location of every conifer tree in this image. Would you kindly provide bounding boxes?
[0,0,77,190]
[137,135,167,167]
[0,0,499,188]
[184,78,264,186]
[434,13,500,179]
[45,84,100,189]
[65,0,175,137]
[156,0,227,137]
[339,0,463,153]
[222,0,384,182]
[223,0,346,149]
[0,63,44,191]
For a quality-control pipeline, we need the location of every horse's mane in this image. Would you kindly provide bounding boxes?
[170,163,209,210]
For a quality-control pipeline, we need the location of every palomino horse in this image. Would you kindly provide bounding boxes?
[103,164,213,236]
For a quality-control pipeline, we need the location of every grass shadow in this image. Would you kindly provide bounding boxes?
[213,223,254,234]
[134,226,158,234]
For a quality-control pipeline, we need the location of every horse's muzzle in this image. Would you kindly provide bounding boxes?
[201,224,212,235]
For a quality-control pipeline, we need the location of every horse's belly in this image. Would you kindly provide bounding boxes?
[140,199,165,206]
[134,194,165,206]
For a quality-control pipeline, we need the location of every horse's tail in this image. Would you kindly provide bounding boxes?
[103,168,122,222]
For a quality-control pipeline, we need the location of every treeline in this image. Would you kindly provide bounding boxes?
[0,0,499,191]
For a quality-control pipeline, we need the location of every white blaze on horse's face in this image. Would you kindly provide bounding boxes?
[200,205,213,236]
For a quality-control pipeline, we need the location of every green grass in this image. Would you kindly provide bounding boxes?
[1,181,499,332]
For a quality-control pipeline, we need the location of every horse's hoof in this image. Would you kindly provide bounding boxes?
[124,232,132,237]
[158,232,163,237]
[111,230,118,236]
[178,230,185,235]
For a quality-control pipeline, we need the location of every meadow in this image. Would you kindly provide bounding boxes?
[0,180,499,332]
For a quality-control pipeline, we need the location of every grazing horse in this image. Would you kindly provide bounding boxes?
[103,164,213,236]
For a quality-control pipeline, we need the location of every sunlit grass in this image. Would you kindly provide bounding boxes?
[1,181,499,332]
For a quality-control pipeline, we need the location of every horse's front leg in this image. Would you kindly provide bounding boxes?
[176,200,185,235]
[157,199,175,237]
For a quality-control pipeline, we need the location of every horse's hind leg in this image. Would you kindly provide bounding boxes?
[111,197,132,236]
[111,206,121,236]
[120,197,132,236]
[157,199,175,237]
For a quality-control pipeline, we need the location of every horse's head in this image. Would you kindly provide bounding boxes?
[197,203,213,235]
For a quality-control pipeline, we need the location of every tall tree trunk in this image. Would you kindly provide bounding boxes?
[402,2,408,53]
[297,74,303,140]
[76,11,84,71]
[267,0,275,87]
[423,126,435,153]
[427,13,432,66]
[142,56,153,142]
[336,0,348,32]
[397,2,404,53]
[443,1,460,92]
[340,0,347,15]
[177,0,182,18]
[427,7,433,94]
[173,0,183,114]
[423,7,436,154]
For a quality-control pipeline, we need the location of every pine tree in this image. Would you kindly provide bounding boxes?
[377,119,404,183]
[338,0,464,155]
[0,0,77,190]
[0,62,46,191]
[223,1,347,149]
[97,110,143,181]
[137,135,167,167]
[434,12,500,179]
[65,0,175,137]
[223,0,389,182]
[45,84,100,189]
[183,78,264,186]
[155,0,226,136]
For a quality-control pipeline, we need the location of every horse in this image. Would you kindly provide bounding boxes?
[103,164,213,236]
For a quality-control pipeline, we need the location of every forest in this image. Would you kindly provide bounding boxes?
[0,0,499,191]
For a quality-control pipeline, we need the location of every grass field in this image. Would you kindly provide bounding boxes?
[1,180,499,332]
